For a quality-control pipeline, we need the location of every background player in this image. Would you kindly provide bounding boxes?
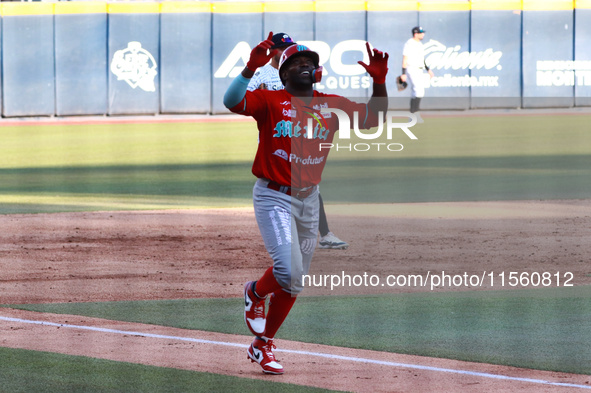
[223,32,389,374]
[248,32,349,250]
[400,26,434,123]
[247,32,294,91]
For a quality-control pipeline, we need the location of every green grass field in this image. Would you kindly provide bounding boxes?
[1,114,590,213]
[1,113,591,390]
[0,121,260,212]
[0,347,338,393]
[6,286,591,375]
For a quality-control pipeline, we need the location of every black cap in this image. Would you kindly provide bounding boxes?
[271,33,295,49]
[412,26,425,34]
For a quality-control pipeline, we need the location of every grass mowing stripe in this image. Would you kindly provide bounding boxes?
[0,347,340,393]
[1,114,591,213]
[0,121,259,213]
[319,154,591,203]
[6,286,591,375]
[0,194,251,214]
[0,122,259,168]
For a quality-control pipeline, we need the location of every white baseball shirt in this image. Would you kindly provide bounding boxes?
[403,37,429,98]
[402,38,426,69]
[247,64,284,91]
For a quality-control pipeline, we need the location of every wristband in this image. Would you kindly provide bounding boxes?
[246,61,258,73]
[402,68,407,75]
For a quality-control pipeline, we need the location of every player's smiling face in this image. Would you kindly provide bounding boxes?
[283,55,316,86]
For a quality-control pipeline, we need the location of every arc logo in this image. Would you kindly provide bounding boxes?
[111,42,158,92]
[215,40,372,90]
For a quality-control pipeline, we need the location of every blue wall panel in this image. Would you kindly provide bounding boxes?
[419,10,471,110]
[55,12,108,116]
[160,9,212,113]
[108,11,160,115]
[368,9,419,109]
[470,10,522,108]
[263,9,314,42]
[574,8,591,106]
[522,10,574,108]
[211,4,263,113]
[2,14,55,117]
[2,2,591,117]
[0,16,2,115]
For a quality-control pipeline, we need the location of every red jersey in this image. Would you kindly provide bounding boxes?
[230,89,378,189]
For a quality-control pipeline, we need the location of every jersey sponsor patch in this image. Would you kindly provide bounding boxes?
[282,108,296,118]
[272,149,289,161]
[312,102,332,118]
[289,154,325,165]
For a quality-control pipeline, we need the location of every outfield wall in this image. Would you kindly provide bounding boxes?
[1,0,591,117]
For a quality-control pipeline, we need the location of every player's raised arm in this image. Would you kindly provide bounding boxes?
[223,32,278,109]
[358,42,389,117]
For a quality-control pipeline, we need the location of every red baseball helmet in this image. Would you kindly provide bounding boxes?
[278,44,322,84]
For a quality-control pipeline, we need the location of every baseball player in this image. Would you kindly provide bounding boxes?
[223,32,389,375]
[248,32,349,251]
[400,26,434,123]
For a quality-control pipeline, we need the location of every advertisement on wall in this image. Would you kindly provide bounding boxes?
[213,39,506,101]
[423,39,503,89]
[111,41,158,93]
[214,39,373,94]
[536,60,591,87]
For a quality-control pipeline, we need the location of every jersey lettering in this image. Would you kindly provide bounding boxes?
[273,120,328,140]
[273,120,292,137]
[293,122,302,138]
[304,122,330,140]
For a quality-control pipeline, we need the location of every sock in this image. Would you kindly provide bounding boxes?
[410,97,421,113]
[318,194,330,237]
[263,289,297,339]
[254,266,283,298]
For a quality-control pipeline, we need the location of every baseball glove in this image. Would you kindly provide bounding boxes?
[396,76,408,91]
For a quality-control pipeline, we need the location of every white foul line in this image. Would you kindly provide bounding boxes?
[1,315,589,390]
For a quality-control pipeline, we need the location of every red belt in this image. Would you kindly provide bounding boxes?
[266,180,316,199]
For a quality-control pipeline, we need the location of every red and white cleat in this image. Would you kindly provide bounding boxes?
[244,281,266,336]
[247,338,284,375]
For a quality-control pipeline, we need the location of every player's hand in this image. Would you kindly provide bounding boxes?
[400,74,407,83]
[358,42,389,84]
[428,70,434,79]
[246,32,278,72]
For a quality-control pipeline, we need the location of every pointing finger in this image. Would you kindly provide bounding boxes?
[365,42,372,57]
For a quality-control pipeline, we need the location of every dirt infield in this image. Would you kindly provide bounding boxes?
[1,200,591,391]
